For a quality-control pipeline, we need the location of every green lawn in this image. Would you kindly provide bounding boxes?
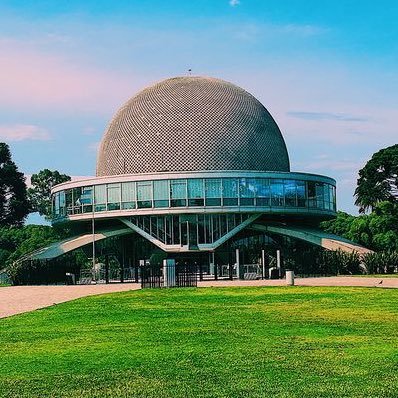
[1,286,398,398]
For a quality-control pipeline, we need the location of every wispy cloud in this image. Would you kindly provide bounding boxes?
[82,126,97,135]
[232,22,328,42]
[280,24,328,37]
[88,141,100,152]
[0,124,51,141]
[295,158,363,173]
[287,111,370,122]
[229,0,240,7]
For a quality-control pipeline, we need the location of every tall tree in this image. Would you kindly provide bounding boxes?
[28,169,71,219]
[321,202,398,252]
[355,144,398,213]
[0,143,30,227]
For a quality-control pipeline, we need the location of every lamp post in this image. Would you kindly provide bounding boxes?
[92,187,96,283]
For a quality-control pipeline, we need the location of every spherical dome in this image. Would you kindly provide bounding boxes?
[96,76,290,176]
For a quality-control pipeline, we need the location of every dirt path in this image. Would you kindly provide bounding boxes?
[0,283,140,319]
[1,276,396,319]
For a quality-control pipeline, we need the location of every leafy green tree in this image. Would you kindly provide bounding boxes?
[28,169,71,219]
[0,225,60,268]
[320,211,356,238]
[355,144,398,213]
[0,143,30,227]
[321,202,398,252]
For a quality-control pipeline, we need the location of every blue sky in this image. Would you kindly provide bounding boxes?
[1,0,397,221]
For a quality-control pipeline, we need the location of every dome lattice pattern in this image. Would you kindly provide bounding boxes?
[96,76,290,176]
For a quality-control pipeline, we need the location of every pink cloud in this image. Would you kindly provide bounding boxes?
[0,40,142,114]
[0,124,51,141]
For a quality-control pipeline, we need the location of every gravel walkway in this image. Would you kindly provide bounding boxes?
[1,276,397,319]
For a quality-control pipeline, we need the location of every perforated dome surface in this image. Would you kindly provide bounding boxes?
[96,76,290,176]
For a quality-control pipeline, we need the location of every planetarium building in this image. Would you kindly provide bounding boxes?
[32,76,367,282]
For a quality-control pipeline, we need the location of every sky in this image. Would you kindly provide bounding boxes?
[1,0,397,222]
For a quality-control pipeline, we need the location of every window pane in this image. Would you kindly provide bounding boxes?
[154,180,169,208]
[95,185,107,204]
[153,180,169,200]
[188,179,203,198]
[239,178,256,197]
[65,189,73,214]
[315,183,324,209]
[323,183,329,209]
[297,181,306,207]
[333,186,337,210]
[73,187,82,214]
[284,180,297,207]
[239,178,256,206]
[256,178,270,206]
[222,178,238,197]
[59,191,66,215]
[205,179,221,206]
[80,186,93,204]
[54,192,60,215]
[171,180,186,207]
[223,198,238,206]
[307,181,316,208]
[107,183,121,210]
[81,186,93,213]
[256,179,270,197]
[331,185,336,210]
[137,181,152,208]
[271,180,284,206]
[121,182,135,202]
[137,182,152,201]
[222,179,238,206]
[188,179,204,206]
[170,180,186,199]
[205,179,221,198]
[120,182,135,209]
[107,183,121,203]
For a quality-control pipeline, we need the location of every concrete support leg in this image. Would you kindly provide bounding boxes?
[105,254,109,284]
[261,249,266,280]
[276,249,281,278]
[236,248,241,279]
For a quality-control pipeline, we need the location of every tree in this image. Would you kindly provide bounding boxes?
[0,143,30,227]
[0,224,60,267]
[321,202,398,252]
[355,144,398,213]
[28,169,71,219]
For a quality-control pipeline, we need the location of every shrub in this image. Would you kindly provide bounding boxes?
[362,251,398,274]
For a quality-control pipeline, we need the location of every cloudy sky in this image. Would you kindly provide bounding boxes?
[1,0,397,221]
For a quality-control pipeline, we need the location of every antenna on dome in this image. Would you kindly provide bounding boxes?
[188,68,192,76]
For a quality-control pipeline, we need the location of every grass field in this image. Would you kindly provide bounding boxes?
[1,286,398,398]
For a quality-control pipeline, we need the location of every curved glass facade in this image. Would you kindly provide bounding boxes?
[130,213,252,246]
[52,176,336,220]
